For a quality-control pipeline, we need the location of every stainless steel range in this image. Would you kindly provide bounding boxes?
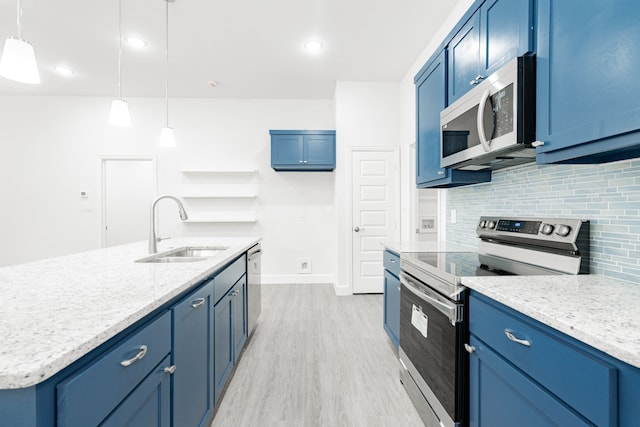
[398,217,590,427]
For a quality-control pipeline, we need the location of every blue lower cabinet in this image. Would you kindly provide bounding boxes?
[468,336,589,427]
[383,270,400,348]
[100,355,172,427]
[172,282,215,427]
[214,276,247,404]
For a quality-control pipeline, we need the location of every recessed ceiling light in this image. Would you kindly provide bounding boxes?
[125,36,147,49]
[53,66,74,77]
[304,40,323,53]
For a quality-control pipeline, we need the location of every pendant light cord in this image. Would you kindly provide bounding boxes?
[16,0,22,38]
[117,0,122,100]
[165,0,169,127]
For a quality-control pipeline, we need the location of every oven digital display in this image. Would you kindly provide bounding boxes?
[496,220,541,234]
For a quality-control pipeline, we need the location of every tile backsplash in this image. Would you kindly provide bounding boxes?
[446,159,640,283]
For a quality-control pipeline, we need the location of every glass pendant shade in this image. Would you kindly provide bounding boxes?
[159,126,175,147]
[108,99,132,127]
[0,37,40,84]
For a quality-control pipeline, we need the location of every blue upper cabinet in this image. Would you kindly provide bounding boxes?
[415,51,491,188]
[270,130,336,171]
[448,0,534,105]
[535,0,640,164]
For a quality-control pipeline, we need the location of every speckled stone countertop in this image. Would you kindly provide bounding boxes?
[0,237,260,390]
[384,240,476,253]
[462,275,640,369]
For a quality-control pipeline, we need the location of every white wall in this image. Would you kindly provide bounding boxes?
[0,95,336,284]
[334,81,401,295]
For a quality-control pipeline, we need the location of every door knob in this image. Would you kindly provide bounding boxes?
[354,226,360,232]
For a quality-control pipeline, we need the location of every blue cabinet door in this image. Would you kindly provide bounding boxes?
[213,291,234,404]
[415,50,491,188]
[271,134,303,167]
[305,134,336,168]
[172,282,214,427]
[536,0,640,164]
[447,11,480,105]
[479,0,533,77]
[232,277,247,361]
[100,356,172,427]
[383,270,400,348]
[468,336,590,427]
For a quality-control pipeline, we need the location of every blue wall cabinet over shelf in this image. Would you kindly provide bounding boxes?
[172,281,215,427]
[270,130,336,171]
[535,0,640,164]
[415,50,491,188]
[382,249,400,348]
[468,291,640,427]
[447,0,533,105]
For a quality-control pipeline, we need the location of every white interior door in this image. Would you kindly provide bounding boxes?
[102,158,156,247]
[352,149,398,294]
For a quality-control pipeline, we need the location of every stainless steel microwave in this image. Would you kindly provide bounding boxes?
[440,55,536,171]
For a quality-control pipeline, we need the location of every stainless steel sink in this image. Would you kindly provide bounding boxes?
[135,246,229,263]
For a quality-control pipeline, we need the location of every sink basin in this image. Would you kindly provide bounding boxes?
[135,246,229,263]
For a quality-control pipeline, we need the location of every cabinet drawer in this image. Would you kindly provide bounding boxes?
[470,293,617,427]
[57,311,171,427]
[383,249,400,277]
[214,254,246,304]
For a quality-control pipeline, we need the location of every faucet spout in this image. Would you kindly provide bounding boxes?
[149,195,188,254]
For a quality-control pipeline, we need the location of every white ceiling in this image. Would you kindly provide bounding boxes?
[0,0,459,99]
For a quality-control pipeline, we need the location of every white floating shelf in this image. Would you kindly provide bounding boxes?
[179,169,257,174]
[181,194,258,199]
[183,215,258,223]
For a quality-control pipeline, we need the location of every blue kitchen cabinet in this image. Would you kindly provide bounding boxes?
[57,312,172,427]
[99,355,172,427]
[213,256,247,404]
[382,249,401,348]
[415,50,491,188]
[448,0,534,105]
[535,0,640,164]
[467,291,640,426]
[172,281,215,427]
[270,130,336,171]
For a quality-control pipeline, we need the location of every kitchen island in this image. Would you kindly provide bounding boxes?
[0,236,260,426]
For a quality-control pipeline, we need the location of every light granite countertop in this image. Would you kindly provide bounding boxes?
[462,275,640,369]
[384,240,476,254]
[0,237,260,390]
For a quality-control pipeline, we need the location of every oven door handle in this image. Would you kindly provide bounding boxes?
[400,273,460,324]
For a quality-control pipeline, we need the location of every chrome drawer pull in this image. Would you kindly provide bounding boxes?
[191,298,206,308]
[464,343,476,354]
[389,258,396,263]
[163,365,177,374]
[504,329,531,347]
[120,345,148,367]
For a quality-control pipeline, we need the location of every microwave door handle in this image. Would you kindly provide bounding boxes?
[477,88,492,152]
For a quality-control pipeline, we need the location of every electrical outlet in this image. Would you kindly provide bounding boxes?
[297,258,312,274]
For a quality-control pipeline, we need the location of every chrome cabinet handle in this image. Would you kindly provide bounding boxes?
[437,170,445,175]
[388,258,396,263]
[464,343,476,353]
[164,365,177,374]
[191,298,206,309]
[504,329,531,347]
[120,345,148,367]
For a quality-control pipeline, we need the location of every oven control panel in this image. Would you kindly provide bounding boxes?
[477,216,589,250]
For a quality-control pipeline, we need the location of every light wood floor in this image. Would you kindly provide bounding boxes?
[210,283,424,427]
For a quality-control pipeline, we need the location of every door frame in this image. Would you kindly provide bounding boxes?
[347,146,400,294]
[98,155,157,248]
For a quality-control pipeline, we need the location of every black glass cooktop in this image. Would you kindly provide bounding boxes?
[402,251,558,278]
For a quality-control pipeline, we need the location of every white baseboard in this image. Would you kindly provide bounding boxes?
[261,274,335,285]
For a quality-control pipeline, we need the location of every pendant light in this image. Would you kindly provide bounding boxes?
[0,0,40,84]
[109,0,132,127]
[159,0,176,147]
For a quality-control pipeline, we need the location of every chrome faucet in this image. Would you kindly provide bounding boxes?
[149,195,188,254]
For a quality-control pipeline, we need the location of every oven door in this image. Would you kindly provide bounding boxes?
[399,271,467,427]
